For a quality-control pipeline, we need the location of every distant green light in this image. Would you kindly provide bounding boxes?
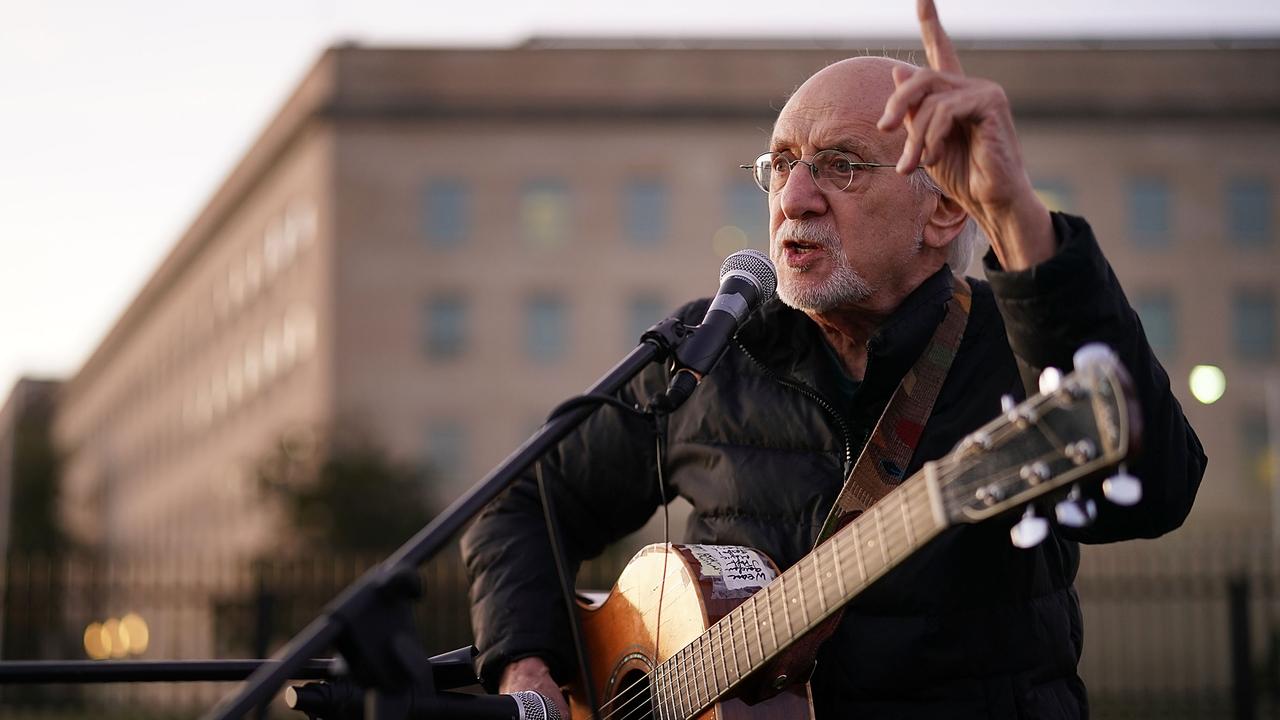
[1189,365,1226,405]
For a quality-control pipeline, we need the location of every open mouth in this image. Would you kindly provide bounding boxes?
[780,239,825,265]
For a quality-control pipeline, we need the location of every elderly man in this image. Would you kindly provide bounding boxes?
[462,2,1205,718]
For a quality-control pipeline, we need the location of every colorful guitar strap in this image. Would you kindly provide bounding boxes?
[815,275,971,542]
[762,276,971,691]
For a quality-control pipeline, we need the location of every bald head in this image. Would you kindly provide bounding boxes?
[774,57,917,160]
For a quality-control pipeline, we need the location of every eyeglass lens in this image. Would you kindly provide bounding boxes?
[753,150,856,193]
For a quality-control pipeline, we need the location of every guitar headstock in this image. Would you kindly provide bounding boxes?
[934,344,1141,531]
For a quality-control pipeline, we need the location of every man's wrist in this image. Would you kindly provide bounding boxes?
[977,177,1056,272]
[499,655,555,690]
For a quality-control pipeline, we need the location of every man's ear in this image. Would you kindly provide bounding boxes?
[922,193,968,250]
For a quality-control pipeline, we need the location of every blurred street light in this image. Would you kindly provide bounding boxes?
[1189,365,1226,405]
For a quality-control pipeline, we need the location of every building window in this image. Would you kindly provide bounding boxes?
[1034,179,1074,213]
[1233,289,1277,361]
[423,179,468,247]
[526,295,566,363]
[425,421,467,488]
[423,296,466,358]
[625,178,668,246]
[1128,177,1171,248]
[626,294,666,349]
[1239,411,1272,496]
[1132,292,1176,360]
[521,179,571,249]
[1228,177,1272,248]
[715,181,768,257]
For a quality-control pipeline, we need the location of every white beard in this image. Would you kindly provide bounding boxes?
[772,220,873,313]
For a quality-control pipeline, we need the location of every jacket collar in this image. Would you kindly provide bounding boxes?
[737,267,956,394]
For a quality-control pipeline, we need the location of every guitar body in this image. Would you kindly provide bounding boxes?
[568,543,813,720]
[562,351,1137,720]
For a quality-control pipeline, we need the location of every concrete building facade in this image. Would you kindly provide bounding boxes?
[50,39,1280,564]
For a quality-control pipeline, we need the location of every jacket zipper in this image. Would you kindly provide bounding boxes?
[734,338,856,476]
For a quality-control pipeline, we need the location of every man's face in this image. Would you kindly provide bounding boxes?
[768,58,934,314]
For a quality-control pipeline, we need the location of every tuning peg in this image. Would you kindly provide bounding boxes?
[1054,485,1098,528]
[1010,506,1049,549]
[1038,367,1062,395]
[1001,394,1016,413]
[1102,465,1143,506]
[1072,343,1118,372]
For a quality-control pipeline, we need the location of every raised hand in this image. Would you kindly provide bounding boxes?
[878,0,1054,270]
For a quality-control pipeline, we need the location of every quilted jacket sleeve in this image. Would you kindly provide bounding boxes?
[459,319,686,690]
[983,211,1207,542]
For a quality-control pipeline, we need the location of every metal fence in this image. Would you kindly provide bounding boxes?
[1,530,1277,718]
[1078,529,1280,719]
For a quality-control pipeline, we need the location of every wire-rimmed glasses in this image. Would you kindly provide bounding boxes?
[740,150,896,193]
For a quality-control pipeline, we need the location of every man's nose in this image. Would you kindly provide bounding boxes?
[778,164,828,220]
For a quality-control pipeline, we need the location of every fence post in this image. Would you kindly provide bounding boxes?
[1230,575,1255,720]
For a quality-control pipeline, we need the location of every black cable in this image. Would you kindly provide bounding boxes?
[638,404,675,720]
[545,393,647,423]
[536,460,601,720]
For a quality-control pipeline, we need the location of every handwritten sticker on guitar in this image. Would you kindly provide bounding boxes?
[686,545,775,594]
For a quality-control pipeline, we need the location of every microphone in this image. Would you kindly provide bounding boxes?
[285,680,564,719]
[660,249,777,411]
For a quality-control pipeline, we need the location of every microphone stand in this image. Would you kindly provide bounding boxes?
[204,318,692,720]
[0,645,474,687]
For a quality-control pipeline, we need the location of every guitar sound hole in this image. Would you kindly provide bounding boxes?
[612,668,654,720]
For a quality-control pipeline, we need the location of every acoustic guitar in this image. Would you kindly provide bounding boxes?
[567,346,1141,720]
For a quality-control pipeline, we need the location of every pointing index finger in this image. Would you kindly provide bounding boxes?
[918,0,963,74]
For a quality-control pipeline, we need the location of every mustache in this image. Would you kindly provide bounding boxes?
[775,220,841,249]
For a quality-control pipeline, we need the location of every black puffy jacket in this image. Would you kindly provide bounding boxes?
[461,213,1206,719]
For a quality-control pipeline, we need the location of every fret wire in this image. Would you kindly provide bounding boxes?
[666,648,680,719]
[697,632,712,704]
[687,642,699,715]
[725,607,743,682]
[677,644,691,719]
[692,634,707,707]
[650,666,670,717]
[756,588,773,659]
[851,519,868,581]
[778,572,795,638]
[795,556,810,628]
[765,582,781,655]
[811,551,827,618]
[899,491,915,548]
[655,661,665,717]
[712,623,727,699]
[880,500,901,562]
[656,665,670,720]
[693,635,710,709]
[832,534,847,597]
[744,597,761,665]
[874,503,890,565]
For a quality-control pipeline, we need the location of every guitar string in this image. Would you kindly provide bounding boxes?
[613,440,1088,720]
[633,439,1088,719]
[621,478,938,719]
[596,675,654,720]
[595,385,1114,719]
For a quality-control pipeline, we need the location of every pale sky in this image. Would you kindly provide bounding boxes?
[2,0,1279,400]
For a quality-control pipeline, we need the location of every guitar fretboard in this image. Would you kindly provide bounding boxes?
[648,471,944,719]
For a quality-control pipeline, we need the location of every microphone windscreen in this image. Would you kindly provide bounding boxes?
[719,249,777,303]
[511,689,563,720]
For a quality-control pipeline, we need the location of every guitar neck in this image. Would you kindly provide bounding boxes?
[650,470,946,718]
[644,351,1135,719]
